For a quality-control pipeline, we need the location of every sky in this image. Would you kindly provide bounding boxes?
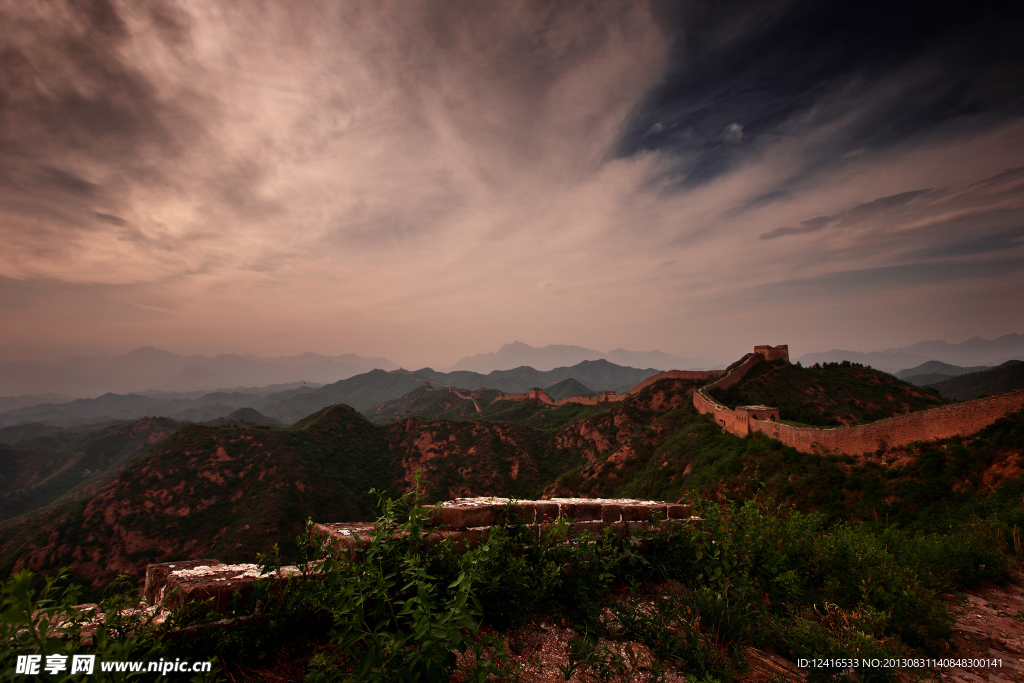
[2,0,1023,369]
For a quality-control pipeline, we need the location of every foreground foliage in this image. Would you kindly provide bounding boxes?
[6,476,1019,682]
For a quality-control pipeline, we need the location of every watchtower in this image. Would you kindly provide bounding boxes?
[753,344,789,362]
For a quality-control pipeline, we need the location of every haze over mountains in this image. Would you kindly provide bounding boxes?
[796,334,1024,372]
[2,334,1022,417]
[446,341,723,373]
[0,360,662,428]
[0,348,397,398]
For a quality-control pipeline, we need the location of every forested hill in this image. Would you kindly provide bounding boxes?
[707,359,947,426]
[926,360,1024,400]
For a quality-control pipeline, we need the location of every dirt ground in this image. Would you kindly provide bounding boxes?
[942,583,1024,683]
[450,583,1024,683]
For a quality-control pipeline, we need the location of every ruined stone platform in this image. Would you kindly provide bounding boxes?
[143,559,303,610]
[143,498,697,609]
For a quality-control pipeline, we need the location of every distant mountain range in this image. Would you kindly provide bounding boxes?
[0,359,660,428]
[0,393,76,412]
[894,361,994,386]
[0,383,320,428]
[798,334,1024,372]
[446,341,722,373]
[924,360,1024,401]
[0,347,397,397]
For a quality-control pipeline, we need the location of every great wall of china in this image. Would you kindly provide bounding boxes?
[691,344,1024,455]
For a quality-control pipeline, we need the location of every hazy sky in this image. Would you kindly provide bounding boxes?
[2,0,1023,368]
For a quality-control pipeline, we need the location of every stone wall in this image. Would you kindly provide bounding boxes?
[748,389,1024,455]
[143,497,698,609]
[692,388,739,432]
[490,387,608,407]
[707,353,762,391]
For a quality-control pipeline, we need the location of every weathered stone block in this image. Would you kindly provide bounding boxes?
[535,502,559,522]
[145,560,221,606]
[148,562,299,611]
[622,504,666,521]
[148,496,704,611]
[601,504,622,523]
[557,501,603,521]
[438,502,496,529]
[667,504,692,520]
[313,522,376,555]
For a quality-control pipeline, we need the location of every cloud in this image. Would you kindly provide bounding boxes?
[93,212,127,226]
[723,122,744,141]
[0,0,1022,365]
[760,188,936,239]
[34,167,100,197]
[759,223,822,240]
[759,171,1023,241]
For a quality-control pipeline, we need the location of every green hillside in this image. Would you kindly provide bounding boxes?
[0,406,399,586]
[0,423,65,446]
[476,397,614,431]
[926,360,1024,400]
[708,359,947,426]
[0,417,183,522]
[364,386,479,424]
[895,360,991,385]
[544,377,597,399]
[200,407,284,428]
[416,359,658,394]
[261,369,426,421]
[6,375,1024,681]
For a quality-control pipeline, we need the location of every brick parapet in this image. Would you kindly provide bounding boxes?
[143,497,698,610]
[691,352,765,436]
[748,388,1024,455]
[706,353,763,392]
